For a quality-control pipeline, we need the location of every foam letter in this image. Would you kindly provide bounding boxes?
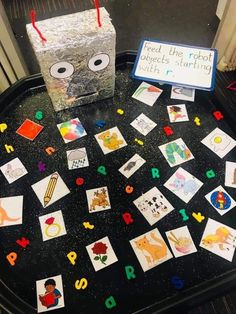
[4,144,14,153]
[67,251,77,265]
[105,296,116,309]
[122,213,134,225]
[16,237,30,248]
[151,168,160,178]
[6,252,17,266]
[75,278,88,290]
[125,265,136,280]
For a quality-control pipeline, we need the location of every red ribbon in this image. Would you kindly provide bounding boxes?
[30,10,47,42]
[94,0,102,28]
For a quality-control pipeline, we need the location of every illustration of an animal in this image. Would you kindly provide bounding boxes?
[165,142,191,165]
[135,232,167,266]
[135,118,152,133]
[169,172,199,195]
[137,195,168,218]
[98,130,123,150]
[0,200,20,226]
[202,227,236,250]
[90,188,110,211]
[124,159,142,171]
[232,169,236,185]
[5,163,24,179]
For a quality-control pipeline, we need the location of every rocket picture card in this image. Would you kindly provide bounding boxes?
[166,226,197,258]
[94,126,127,155]
[200,218,236,262]
[132,82,163,106]
[39,210,67,241]
[57,118,87,143]
[201,128,236,158]
[130,113,157,135]
[0,157,28,184]
[170,86,195,102]
[31,172,70,208]
[133,187,174,225]
[86,186,111,213]
[36,274,65,312]
[119,153,146,178]
[130,228,173,272]
[167,104,189,123]
[205,185,236,216]
[0,196,23,227]
[159,138,194,167]
[225,161,236,188]
[131,39,217,90]
[164,167,203,203]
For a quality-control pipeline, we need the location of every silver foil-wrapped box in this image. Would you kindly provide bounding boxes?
[26,8,116,112]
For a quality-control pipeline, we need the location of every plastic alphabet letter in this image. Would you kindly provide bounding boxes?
[35,111,43,121]
[178,209,189,221]
[206,169,216,179]
[213,111,224,121]
[105,296,117,309]
[75,278,88,290]
[151,168,160,178]
[97,165,107,175]
[83,222,94,229]
[117,109,124,115]
[125,185,134,194]
[125,265,136,280]
[4,144,14,153]
[192,212,205,223]
[16,237,30,248]
[163,126,174,136]
[134,138,144,146]
[0,123,7,133]
[194,117,201,126]
[122,213,134,225]
[45,147,55,155]
[95,120,106,128]
[67,251,77,265]
[6,252,17,266]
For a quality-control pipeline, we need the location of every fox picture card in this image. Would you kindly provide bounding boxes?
[94,126,127,155]
[86,186,111,213]
[16,119,44,141]
[0,196,23,227]
[31,172,70,208]
[200,218,236,262]
[130,113,157,136]
[57,118,87,143]
[133,187,174,226]
[39,210,67,241]
[0,157,28,184]
[86,236,118,271]
[130,228,172,272]
[36,274,65,312]
[132,82,163,106]
[132,40,217,91]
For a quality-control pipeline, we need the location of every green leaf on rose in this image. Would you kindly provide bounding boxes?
[94,256,100,260]
[101,255,107,262]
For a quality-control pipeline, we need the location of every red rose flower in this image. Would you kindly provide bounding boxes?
[92,242,108,255]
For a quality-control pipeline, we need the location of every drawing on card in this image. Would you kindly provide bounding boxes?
[86,186,111,213]
[66,147,89,169]
[0,196,23,227]
[202,226,236,251]
[130,113,157,136]
[0,158,28,184]
[225,161,236,188]
[57,118,87,143]
[170,86,195,101]
[119,153,146,178]
[132,82,163,106]
[167,105,189,122]
[39,210,67,241]
[95,127,127,154]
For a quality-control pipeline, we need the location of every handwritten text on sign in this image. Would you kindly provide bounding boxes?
[132,40,217,90]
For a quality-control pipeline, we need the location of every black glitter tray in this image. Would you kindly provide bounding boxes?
[1,52,236,314]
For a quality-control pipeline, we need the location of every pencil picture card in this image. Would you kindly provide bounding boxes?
[130,113,157,136]
[57,118,87,143]
[16,119,44,141]
[39,210,67,241]
[225,161,236,188]
[66,147,89,170]
[205,185,236,216]
[165,226,197,258]
[200,218,236,262]
[132,82,163,106]
[31,172,70,208]
[201,128,236,158]
[164,167,203,203]
[167,104,189,123]
[133,187,174,225]
[0,157,28,184]
[170,86,195,101]
[86,236,118,271]
[94,126,127,155]
[119,153,146,178]
[0,196,23,227]
[36,274,65,312]
[86,186,111,213]
[159,138,194,167]
[130,228,173,272]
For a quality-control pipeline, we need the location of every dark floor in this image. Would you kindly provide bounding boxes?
[2,1,236,313]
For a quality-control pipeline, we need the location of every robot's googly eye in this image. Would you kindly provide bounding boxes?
[88,53,110,72]
[50,61,74,79]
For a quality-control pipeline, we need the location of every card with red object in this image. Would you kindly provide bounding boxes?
[16,119,44,141]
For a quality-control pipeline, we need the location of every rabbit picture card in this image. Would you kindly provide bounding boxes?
[0,158,28,184]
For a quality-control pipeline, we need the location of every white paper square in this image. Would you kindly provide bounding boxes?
[133,187,174,225]
[166,226,197,258]
[119,154,146,178]
[130,113,157,136]
[164,167,203,203]
[57,118,87,143]
[159,138,194,167]
[130,228,172,272]
[170,86,195,101]
[86,186,111,213]
[36,274,65,312]
[86,236,118,271]
[66,147,89,170]
[205,185,236,216]
[0,196,23,227]
[167,104,189,123]
[132,82,163,106]
[200,218,236,262]
[39,210,67,241]
[94,126,127,155]
[31,172,70,208]
[0,158,28,184]
[201,128,236,158]
[225,161,236,188]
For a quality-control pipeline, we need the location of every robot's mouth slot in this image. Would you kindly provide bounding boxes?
[66,91,98,103]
